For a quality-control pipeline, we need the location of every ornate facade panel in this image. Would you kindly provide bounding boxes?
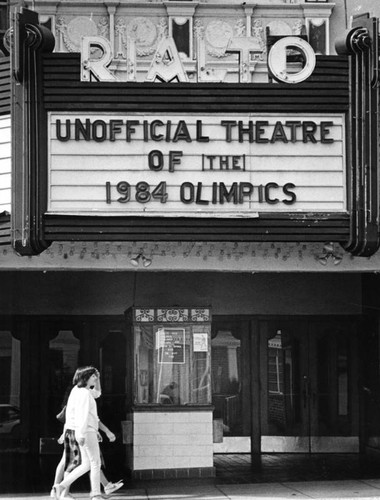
[31,1,334,82]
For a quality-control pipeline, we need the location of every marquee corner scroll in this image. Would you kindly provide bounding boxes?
[9,8,55,256]
[336,14,380,257]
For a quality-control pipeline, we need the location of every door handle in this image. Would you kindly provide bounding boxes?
[303,375,310,408]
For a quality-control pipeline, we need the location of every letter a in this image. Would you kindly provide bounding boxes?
[145,37,188,83]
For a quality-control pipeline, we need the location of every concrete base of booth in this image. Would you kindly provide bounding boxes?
[126,408,214,476]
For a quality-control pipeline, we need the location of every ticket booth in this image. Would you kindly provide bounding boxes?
[124,307,214,479]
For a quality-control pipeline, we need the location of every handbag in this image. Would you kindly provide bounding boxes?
[56,405,66,424]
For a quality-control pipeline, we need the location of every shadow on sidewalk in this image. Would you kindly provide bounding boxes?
[1,452,380,494]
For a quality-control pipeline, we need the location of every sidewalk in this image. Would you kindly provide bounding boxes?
[2,479,380,500]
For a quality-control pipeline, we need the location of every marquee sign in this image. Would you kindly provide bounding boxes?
[48,112,346,217]
[81,34,316,85]
[8,8,380,256]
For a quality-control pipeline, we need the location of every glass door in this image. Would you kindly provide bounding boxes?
[260,319,359,453]
[261,320,310,452]
[308,321,359,452]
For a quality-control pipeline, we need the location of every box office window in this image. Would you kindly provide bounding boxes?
[134,324,211,405]
[0,331,21,438]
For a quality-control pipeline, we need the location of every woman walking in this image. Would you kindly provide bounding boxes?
[53,366,103,500]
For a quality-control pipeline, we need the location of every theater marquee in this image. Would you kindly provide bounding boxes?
[9,9,379,256]
[48,112,346,217]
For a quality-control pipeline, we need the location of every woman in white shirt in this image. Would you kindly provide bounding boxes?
[53,367,102,500]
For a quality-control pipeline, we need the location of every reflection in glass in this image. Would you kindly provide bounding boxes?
[134,324,211,405]
[267,330,300,433]
[211,331,241,435]
[99,330,126,435]
[49,331,80,430]
[338,338,348,416]
[0,331,21,435]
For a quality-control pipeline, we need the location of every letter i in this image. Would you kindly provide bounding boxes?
[166,121,172,142]
[143,120,149,142]
[258,185,264,203]
[212,182,218,204]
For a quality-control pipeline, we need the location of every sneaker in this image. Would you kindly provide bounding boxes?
[52,485,65,500]
[104,481,124,495]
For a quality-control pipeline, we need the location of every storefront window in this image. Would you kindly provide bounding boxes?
[0,331,21,437]
[48,330,80,429]
[99,329,126,432]
[267,330,300,432]
[133,312,211,406]
[211,330,242,435]
[337,338,348,416]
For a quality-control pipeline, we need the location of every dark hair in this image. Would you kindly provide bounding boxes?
[73,366,99,387]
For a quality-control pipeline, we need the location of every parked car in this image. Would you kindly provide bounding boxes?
[0,404,20,434]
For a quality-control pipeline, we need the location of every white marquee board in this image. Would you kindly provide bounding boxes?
[47,112,346,217]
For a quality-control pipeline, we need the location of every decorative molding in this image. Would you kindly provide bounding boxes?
[157,308,190,322]
[4,240,377,272]
[134,309,155,322]
[65,16,98,52]
[133,308,210,322]
[98,16,109,39]
[115,17,167,57]
[251,19,266,59]
[205,19,233,57]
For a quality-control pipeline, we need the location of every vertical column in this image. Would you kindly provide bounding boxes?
[165,3,197,60]
[250,319,261,462]
[106,3,118,55]
[302,4,334,55]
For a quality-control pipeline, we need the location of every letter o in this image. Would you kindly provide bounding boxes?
[268,37,316,84]
[92,120,107,142]
[148,150,164,171]
[180,182,195,204]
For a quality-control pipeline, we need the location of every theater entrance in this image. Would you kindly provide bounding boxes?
[259,318,360,453]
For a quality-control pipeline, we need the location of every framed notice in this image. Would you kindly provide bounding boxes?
[156,327,185,364]
[193,333,208,352]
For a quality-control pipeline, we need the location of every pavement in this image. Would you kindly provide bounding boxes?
[3,479,380,500]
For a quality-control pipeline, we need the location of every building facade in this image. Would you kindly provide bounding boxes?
[1,0,380,487]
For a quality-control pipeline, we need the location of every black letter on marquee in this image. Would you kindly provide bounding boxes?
[302,121,317,143]
[265,182,280,204]
[196,120,209,142]
[282,183,297,204]
[285,121,301,143]
[270,121,288,143]
[75,118,91,141]
[56,119,71,141]
[220,121,237,142]
[180,182,194,204]
[219,183,238,204]
[196,182,209,205]
[148,150,164,171]
[126,120,140,142]
[92,120,107,142]
[110,120,123,141]
[169,151,183,172]
[320,121,334,144]
[255,121,269,143]
[173,121,192,142]
[150,120,164,141]
[239,183,254,203]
